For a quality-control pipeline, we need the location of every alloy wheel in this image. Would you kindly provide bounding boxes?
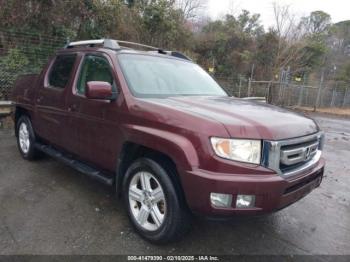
[128,171,166,231]
[19,122,30,154]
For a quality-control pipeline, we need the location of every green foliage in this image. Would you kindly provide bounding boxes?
[237,10,264,37]
[328,21,350,80]
[335,62,350,82]
[255,30,278,76]
[0,48,29,99]
[195,11,265,78]
[0,48,28,71]
[302,39,328,70]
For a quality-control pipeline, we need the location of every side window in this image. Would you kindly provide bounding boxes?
[48,55,76,89]
[77,55,115,95]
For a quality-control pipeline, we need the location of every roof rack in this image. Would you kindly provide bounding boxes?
[117,40,159,51]
[64,39,191,61]
[147,50,192,61]
[65,39,120,49]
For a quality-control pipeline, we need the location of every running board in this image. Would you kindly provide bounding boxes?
[35,143,114,186]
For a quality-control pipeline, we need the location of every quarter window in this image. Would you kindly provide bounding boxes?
[48,55,76,89]
[77,55,115,95]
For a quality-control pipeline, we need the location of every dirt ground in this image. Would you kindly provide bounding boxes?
[0,113,349,255]
[297,107,350,117]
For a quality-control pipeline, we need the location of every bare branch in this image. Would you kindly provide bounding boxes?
[271,2,308,76]
[176,0,207,19]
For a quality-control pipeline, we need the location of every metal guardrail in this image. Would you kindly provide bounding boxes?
[0,101,14,117]
[241,97,266,103]
[0,101,14,129]
[0,101,14,106]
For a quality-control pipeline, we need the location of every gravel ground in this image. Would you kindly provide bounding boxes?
[0,114,349,255]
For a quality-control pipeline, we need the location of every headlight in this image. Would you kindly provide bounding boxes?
[210,137,261,164]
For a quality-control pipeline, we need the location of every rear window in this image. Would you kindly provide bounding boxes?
[48,55,76,89]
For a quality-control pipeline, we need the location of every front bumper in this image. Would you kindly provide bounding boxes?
[182,158,325,216]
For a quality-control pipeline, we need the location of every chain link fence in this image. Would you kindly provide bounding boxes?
[0,30,66,100]
[216,77,350,109]
[0,70,14,100]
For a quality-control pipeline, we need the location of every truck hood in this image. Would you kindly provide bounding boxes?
[146,96,319,140]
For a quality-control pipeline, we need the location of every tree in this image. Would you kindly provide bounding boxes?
[237,10,264,37]
[325,21,350,83]
[194,10,264,77]
[135,0,192,48]
[300,11,331,35]
[268,3,328,78]
[255,30,279,78]
[297,11,331,74]
[176,0,207,20]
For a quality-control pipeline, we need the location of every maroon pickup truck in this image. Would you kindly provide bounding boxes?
[11,39,325,243]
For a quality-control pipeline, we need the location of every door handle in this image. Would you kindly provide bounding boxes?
[68,104,77,112]
[36,96,43,103]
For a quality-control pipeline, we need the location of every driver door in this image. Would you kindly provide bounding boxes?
[65,53,119,171]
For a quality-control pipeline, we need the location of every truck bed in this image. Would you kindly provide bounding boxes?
[11,74,39,104]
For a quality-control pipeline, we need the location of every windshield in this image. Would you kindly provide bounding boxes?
[118,54,227,98]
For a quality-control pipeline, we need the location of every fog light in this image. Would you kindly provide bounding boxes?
[210,193,232,208]
[236,195,255,208]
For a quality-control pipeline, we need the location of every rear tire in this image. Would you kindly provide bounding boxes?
[122,157,191,243]
[16,115,40,160]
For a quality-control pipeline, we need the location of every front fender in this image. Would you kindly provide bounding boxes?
[123,124,199,171]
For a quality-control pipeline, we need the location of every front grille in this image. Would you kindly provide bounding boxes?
[280,138,319,172]
[262,132,324,177]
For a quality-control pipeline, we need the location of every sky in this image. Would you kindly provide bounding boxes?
[207,0,350,28]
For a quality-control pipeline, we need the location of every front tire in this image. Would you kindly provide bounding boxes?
[16,115,40,160]
[122,158,191,243]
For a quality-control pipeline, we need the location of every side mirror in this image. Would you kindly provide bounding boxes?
[85,81,113,100]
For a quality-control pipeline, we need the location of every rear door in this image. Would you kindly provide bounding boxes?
[35,54,77,147]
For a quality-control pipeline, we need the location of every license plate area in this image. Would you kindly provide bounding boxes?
[283,168,324,195]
